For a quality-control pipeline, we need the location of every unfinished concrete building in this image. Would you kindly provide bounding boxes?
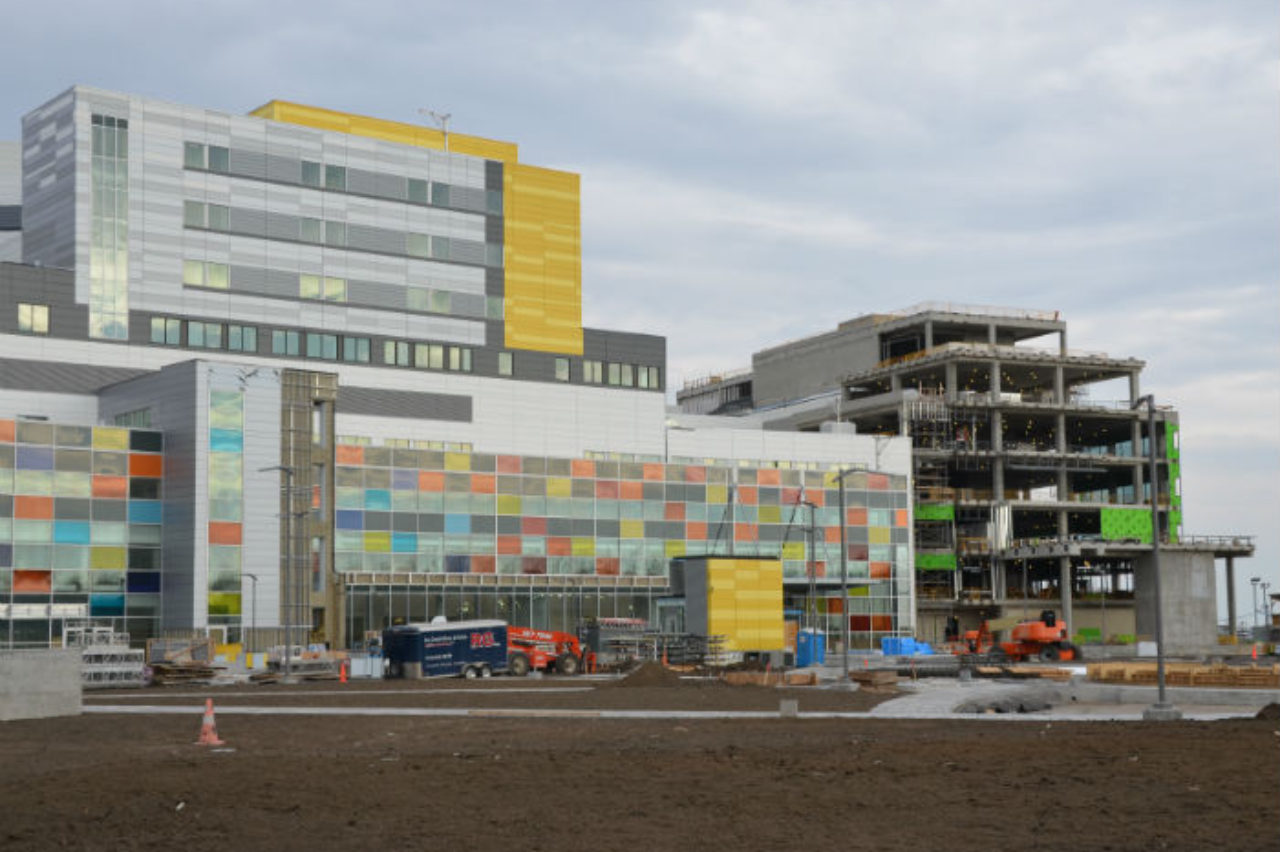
[678,303,1255,651]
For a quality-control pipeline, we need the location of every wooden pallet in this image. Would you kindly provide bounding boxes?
[1087,662,1280,689]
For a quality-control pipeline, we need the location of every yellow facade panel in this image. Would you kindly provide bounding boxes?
[249,100,519,163]
[503,163,582,354]
[702,558,784,652]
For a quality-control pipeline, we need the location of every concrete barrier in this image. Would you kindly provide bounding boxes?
[0,650,83,721]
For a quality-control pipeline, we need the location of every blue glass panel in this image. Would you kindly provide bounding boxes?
[53,521,91,544]
[89,593,125,616]
[335,510,364,530]
[392,532,417,553]
[15,446,54,470]
[443,514,471,534]
[209,428,244,453]
[127,501,163,524]
[0,543,10,567]
[445,554,470,573]
[364,489,392,511]
[392,469,417,490]
[126,571,161,593]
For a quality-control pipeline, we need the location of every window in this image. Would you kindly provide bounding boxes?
[607,363,621,386]
[408,178,428,204]
[427,343,444,369]
[554,357,570,382]
[486,296,504,320]
[300,217,322,243]
[183,201,206,228]
[227,325,257,353]
[620,364,634,387]
[306,333,338,360]
[428,290,450,314]
[272,329,300,356]
[430,236,450,260]
[207,204,230,231]
[638,366,660,390]
[431,182,449,207]
[486,189,503,214]
[189,322,222,349]
[447,346,471,372]
[301,160,322,187]
[498,352,513,377]
[324,277,346,301]
[207,145,230,173]
[324,164,346,191]
[406,233,430,258]
[584,360,603,384]
[485,243,504,268]
[184,142,206,169]
[17,303,49,335]
[324,221,346,247]
[183,260,204,286]
[384,340,411,366]
[150,317,181,346]
[206,263,229,289]
[343,337,370,363]
[114,409,151,428]
[299,274,321,299]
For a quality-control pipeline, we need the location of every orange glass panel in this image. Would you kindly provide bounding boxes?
[734,523,758,542]
[471,555,496,575]
[0,419,14,442]
[418,471,444,491]
[684,466,706,483]
[496,455,522,474]
[642,463,664,481]
[868,473,889,490]
[781,487,801,505]
[92,476,128,499]
[737,487,758,505]
[620,481,644,500]
[547,537,572,556]
[335,445,364,465]
[471,474,496,494]
[870,615,894,631]
[870,562,891,579]
[824,526,841,543]
[571,459,595,478]
[757,469,781,486]
[595,557,620,576]
[522,517,546,536]
[595,480,618,499]
[128,453,163,477]
[664,502,685,521]
[847,507,868,526]
[13,570,52,594]
[14,495,53,519]
[896,509,909,527]
[497,535,522,555]
[808,491,824,507]
[686,522,707,540]
[209,522,243,545]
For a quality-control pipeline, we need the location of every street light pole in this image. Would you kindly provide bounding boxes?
[1133,395,1179,721]
[1251,577,1261,631]
[243,572,258,666]
[801,501,818,632]
[834,467,855,681]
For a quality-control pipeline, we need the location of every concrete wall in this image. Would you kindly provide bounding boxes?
[752,323,880,408]
[1134,550,1217,655]
[0,650,82,721]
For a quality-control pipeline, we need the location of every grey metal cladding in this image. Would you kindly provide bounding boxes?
[450,186,487,214]
[229,149,268,180]
[0,206,20,229]
[265,154,301,184]
[583,328,667,368]
[450,292,485,318]
[335,386,473,422]
[346,279,404,311]
[449,239,484,266]
[485,161,503,191]
[484,320,504,349]
[230,207,267,237]
[346,168,381,197]
[484,267,504,297]
[484,215,503,243]
[0,356,148,393]
[265,211,298,242]
[373,171,407,201]
[347,223,405,256]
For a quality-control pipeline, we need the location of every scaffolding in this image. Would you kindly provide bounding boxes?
[64,621,146,689]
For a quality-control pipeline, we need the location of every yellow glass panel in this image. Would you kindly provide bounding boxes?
[571,537,595,557]
[758,505,781,524]
[546,477,572,497]
[869,526,891,544]
[249,101,519,163]
[849,587,870,598]
[781,541,805,561]
[444,452,471,471]
[706,484,728,504]
[90,546,126,570]
[619,520,644,539]
[664,540,686,558]
[92,427,129,450]
[364,531,391,552]
[496,495,522,515]
[208,593,242,616]
[503,163,582,354]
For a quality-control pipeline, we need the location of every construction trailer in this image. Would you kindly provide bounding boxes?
[382,620,508,679]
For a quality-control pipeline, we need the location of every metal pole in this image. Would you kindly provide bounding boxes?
[802,501,817,631]
[835,468,852,678]
[1135,395,1178,720]
[259,464,295,678]
[243,573,258,666]
[1251,577,1261,630]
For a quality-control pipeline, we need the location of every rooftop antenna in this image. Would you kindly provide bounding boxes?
[418,109,452,151]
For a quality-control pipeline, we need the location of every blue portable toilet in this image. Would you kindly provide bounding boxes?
[796,629,827,667]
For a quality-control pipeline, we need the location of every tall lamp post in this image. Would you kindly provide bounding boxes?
[1251,577,1261,631]
[260,464,296,679]
[242,572,258,666]
[1132,395,1179,721]
[800,501,818,631]
[833,467,856,682]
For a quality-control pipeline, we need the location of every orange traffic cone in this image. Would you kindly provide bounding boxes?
[195,698,225,746]
[339,659,348,684]
[1252,644,1258,661]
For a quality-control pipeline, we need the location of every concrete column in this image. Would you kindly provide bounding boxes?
[1059,556,1073,632]
[1056,412,1067,454]
[1134,550,1217,654]
[1226,556,1236,635]
[1129,372,1141,404]
[1054,365,1065,404]
[990,360,1002,396]
[988,324,997,345]
[1131,419,1144,498]
[945,362,957,401]
[1060,328,1068,356]
[924,321,934,350]
[890,372,902,393]
[991,410,1003,453]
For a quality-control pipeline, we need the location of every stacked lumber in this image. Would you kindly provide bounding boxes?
[150,662,219,685]
[849,669,899,687]
[1088,662,1280,689]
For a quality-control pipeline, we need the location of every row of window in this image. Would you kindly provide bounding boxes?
[381,339,474,372]
[150,317,257,352]
[583,360,661,389]
[183,200,499,267]
[183,141,501,215]
[17,303,49,335]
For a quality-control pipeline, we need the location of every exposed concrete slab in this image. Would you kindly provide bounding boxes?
[0,650,82,721]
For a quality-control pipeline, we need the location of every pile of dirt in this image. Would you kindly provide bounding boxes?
[611,662,687,687]
[1255,702,1280,720]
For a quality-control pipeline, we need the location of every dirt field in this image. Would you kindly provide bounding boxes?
[2,672,1277,852]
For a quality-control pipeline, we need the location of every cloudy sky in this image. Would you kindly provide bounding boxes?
[3,1,1277,621]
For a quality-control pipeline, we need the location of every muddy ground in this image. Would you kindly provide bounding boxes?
[1,672,1277,852]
